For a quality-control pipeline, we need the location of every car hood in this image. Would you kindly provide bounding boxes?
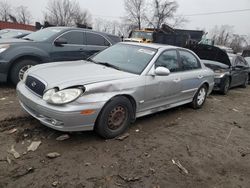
[187,44,231,67]
[0,38,31,44]
[201,60,230,70]
[28,60,137,89]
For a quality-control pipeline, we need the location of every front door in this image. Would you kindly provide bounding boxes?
[143,50,183,111]
[51,31,85,62]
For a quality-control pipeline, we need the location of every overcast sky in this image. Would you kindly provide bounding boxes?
[7,0,250,36]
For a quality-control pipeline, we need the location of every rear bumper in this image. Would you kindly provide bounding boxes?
[17,82,105,132]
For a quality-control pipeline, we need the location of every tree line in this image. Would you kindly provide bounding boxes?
[0,0,248,52]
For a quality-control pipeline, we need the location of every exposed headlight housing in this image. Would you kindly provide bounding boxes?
[43,88,83,105]
[0,44,10,53]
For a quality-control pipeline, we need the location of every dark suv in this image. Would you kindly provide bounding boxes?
[0,27,121,85]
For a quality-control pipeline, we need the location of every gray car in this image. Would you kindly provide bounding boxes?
[17,42,214,138]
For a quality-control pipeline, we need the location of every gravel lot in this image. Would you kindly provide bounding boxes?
[0,83,250,188]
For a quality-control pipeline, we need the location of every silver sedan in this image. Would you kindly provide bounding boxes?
[17,42,214,138]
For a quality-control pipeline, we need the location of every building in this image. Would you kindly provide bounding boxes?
[0,21,36,31]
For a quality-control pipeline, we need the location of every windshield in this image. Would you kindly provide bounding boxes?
[131,31,153,40]
[23,28,63,41]
[92,43,157,74]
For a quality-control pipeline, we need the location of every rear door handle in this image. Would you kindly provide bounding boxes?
[173,78,181,83]
[198,75,204,79]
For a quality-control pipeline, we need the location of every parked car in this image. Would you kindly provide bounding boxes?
[244,57,250,83]
[188,44,249,94]
[0,27,121,85]
[17,42,214,139]
[0,29,32,39]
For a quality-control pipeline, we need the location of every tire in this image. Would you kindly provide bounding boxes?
[241,74,248,88]
[95,96,133,139]
[10,59,38,85]
[220,77,230,95]
[190,84,208,109]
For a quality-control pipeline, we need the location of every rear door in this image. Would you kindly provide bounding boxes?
[51,31,85,61]
[231,56,245,87]
[83,32,111,59]
[178,50,205,100]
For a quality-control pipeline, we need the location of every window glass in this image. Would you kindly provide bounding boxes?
[86,32,110,46]
[59,31,84,45]
[92,43,157,74]
[155,50,180,72]
[179,50,201,70]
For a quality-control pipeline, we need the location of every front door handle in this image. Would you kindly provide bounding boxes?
[198,75,204,79]
[173,78,181,83]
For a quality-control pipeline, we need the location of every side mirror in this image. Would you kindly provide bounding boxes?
[54,37,67,46]
[154,67,170,76]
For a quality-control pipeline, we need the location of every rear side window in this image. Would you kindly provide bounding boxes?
[155,50,180,72]
[59,31,84,45]
[179,50,201,70]
[86,32,110,46]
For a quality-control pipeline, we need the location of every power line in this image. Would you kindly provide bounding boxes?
[183,8,250,17]
[91,8,250,20]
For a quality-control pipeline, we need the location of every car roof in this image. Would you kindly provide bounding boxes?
[46,26,119,38]
[121,42,180,50]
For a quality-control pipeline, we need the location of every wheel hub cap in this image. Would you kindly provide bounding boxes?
[108,106,126,130]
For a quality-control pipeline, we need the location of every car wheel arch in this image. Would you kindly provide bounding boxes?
[8,55,43,77]
[94,94,137,127]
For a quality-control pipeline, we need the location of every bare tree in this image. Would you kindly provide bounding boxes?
[16,6,32,24]
[149,0,178,29]
[210,25,234,46]
[74,9,92,26]
[44,0,91,26]
[0,0,12,22]
[124,0,146,30]
[230,34,248,53]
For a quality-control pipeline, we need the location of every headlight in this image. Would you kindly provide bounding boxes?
[214,69,226,73]
[43,88,83,105]
[0,44,10,53]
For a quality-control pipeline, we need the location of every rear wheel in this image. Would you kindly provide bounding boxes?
[10,59,38,85]
[220,77,230,95]
[191,85,208,109]
[241,74,248,88]
[95,96,133,139]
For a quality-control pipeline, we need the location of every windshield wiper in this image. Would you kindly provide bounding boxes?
[23,37,33,41]
[87,58,121,70]
[97,62,121,70]
[95,62,121,70]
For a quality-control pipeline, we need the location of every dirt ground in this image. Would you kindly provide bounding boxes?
[0,83,250,188]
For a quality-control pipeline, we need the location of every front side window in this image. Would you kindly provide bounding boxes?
[179,50,201,70]
[59,31,84,45]
[155,50,180,72]
[86,32,110,46]
[92,43,157,74]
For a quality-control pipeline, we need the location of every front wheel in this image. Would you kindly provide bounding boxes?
[95,96,133,139]
[220,77,230,95]
[191,85,208,109]
[10,59,38,85]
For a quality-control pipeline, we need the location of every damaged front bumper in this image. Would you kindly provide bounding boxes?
[17,82,106,132]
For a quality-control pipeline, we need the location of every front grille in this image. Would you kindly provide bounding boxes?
[25,76,46,96]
